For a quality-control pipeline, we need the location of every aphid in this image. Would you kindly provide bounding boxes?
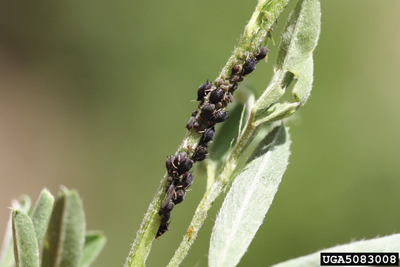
[177,158,194,175]
[215,78,224,86]
[191,110,198,117]
[159,199,174,215]
[242,58,256,76]
[197,81,212,101]
[201,103,216,119]
[155,222,169,238]
[223,93,234,103]
[173,189,185,205]
[186,116,195,130]
[256,46,268,61]
[221,85,229,92]
[209,88,224,104]
[229,83,238,93]
[173,152,187,168]
[161,213,170,224]
[192,146,208,162]
[231,76,241,83]
[200,127,215,144]
[166,176,174,189]
[210,110,228,123]
[166,183,176,196]
[181,172,194,189]
[167,176,173,183]
[220,73,226,80]
[166,156,174,175]
[193,121,206,132]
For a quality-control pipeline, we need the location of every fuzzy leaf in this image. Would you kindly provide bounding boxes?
[253,0,321,126]
[272,234,400,267]
[208,125,291,267]
[41,189,86,267]
[31,189,54,246]
[1,197,33,267]
[12,210,39,267]
[79,231,106,267]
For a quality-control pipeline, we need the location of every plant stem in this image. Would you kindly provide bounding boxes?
[123,0,290,266]
[167,109,260,266]
[123,131,200,267]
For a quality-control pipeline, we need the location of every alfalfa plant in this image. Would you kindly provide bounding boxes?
[125,0,320,266]
[124,0,400,266]
[0,188,106,267]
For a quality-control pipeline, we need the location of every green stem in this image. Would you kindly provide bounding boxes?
[123,131,200,267]
[123,0,290,266]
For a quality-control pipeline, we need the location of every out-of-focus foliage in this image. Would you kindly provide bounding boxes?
[1,189,105,267]
[0,1,400,266]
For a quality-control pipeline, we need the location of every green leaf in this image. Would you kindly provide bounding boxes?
[1,196,33,267]
[79,231,106,267]
[41,189,86,267]
[209,102,242,161]
[12,210,39,267]
[252,0,321,126]
[31,189,54,246]
[208,125,291,267]
[272,234,400,267]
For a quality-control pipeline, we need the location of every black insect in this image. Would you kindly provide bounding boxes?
[159,199,174,215]
[193,121,206,132]
[201,103,216,119]
[181,172,193,189]
[161,213,170,224]
[165,176,174,190]
[166,156,175,175]
[229,83,238,93]
[242,57,256,76]
[209,88,224,104]
[256,46,268,61]
[155,222,169,238]
[192,146,208,162]
[186,116,195,130]
[231,64,241,75]
[173,189,185,205]
[200,127,215,144]
[210,110,228,123]
[173,152,193,175]
[178,158,193,175]
[197,81,212,101]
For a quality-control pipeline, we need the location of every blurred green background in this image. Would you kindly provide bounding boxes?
[1,0,400,266]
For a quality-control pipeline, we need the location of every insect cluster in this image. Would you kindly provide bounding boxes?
[156,46,268,238]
